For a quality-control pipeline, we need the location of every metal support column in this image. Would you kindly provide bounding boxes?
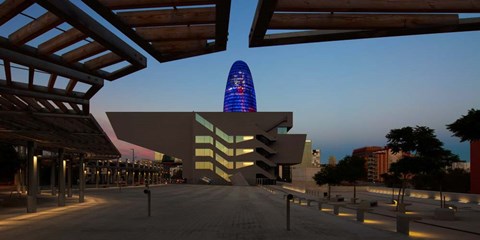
[50,160,56,196]
[58,149,66,206]
[26,141,37,213]
[79,154,85,203]
[67,159,72,197]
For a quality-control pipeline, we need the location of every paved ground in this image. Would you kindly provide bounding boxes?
[0,185,407,240]
[271,185,480,240]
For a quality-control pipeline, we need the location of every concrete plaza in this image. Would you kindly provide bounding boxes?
[0,185,408,240]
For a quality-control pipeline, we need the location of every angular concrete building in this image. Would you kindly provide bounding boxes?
[107,112,306,185]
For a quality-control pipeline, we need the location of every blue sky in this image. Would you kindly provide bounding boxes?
[2,1,479,162]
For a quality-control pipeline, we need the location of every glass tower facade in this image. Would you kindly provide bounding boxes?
[223,60,257,112]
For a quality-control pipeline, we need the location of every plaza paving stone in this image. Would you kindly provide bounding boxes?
[1,185,408,240]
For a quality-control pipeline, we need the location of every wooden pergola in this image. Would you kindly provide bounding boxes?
[250,0,480,47]
[83,0,232,62]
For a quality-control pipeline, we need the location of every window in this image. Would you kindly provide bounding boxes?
[195,162,213,170]
[195,113,213,132]
[215,141,234,156]
[277,127,288,134]
[215,154,234,169]
[235,136,254,143]
[216,127,234,143]
[215,167,231,182]
[195,148,214,157]
[195,136,213,145]
[236,162,254,169]
[236,149,254,156]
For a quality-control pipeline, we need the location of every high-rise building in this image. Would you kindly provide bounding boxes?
[223,60,257,112]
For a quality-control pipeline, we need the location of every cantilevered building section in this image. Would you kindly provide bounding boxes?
[108,112,306,185]
[223,61,257,112]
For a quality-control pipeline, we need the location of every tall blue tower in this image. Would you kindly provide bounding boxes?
[223,60,257,112]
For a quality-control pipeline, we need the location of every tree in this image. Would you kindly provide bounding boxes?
[386,126,458,208]
[313,165,341,200]
[336,156,366,203]
[447,108,480,194]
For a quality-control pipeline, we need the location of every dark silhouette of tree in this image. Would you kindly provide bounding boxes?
[447,109,480,142]
[313,165,341,200]
[386,126,458,208]
[447,108,480,194]
[336,156,366,203]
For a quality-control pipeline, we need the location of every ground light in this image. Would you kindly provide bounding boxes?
[0,195,106,231]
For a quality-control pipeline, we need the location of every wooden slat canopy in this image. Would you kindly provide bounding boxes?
[250,0,480,47]
[0,111,121,160]
[0,0,146,81]
[83,0,231,62]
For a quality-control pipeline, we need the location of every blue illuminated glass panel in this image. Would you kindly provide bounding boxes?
[223,60,257,112]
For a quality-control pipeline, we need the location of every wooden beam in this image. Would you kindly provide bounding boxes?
[38,0,146,71]
[48,74,57,92]
[1,94,28,110]
[249,0,278,47]
[0,0,36,26]
[158,43,217,62]
[0,95,15,110]
[62,42,107,63]
[82,0,165,63]
[258,17,480,47]
[215,0,231,49]
[0,81,88,104]
[0,45,104,86]
[68,102,81,114]
[97,0,215,10]
[28,67,34,89]
[9,11,64,45]
[275,0,480,13]
[84,52,123,70]
[37,98,56,112]
[66,79,77,95]
[38,28,87,55]
[152,40,207,53]
[18,96,43,111]
[117,7,216,27]
[136,25,216,41]
[84,84,102,99]
[53,101,69,113]
[269,13,459,30]
[3,60,12,85]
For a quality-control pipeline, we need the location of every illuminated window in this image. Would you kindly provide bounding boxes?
[215,154,234,169]
[277,127,288,134]
[195,149,214,157]
[215,141,234,156]
[195,113,213,132]
[215,167,231,182]
[236,162,254,169]
[236,149,254,156]
[235,136,254,143]
[195,136,213,145]
[195,162,213,170]
[215,127,234,143]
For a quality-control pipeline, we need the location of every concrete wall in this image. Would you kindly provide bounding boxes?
[367,186,480,204]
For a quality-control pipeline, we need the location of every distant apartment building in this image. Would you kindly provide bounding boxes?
[451,161,470,172]
[352,146,405,182]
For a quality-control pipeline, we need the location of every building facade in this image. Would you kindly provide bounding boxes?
[223,60,257,112]
[107,112,306,185]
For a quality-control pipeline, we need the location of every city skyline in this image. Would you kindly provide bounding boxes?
[75,1,480,162]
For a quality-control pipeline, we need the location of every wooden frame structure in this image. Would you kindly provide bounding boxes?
[0,0,148,158]
[250,0,480,47]
[83,0,232,62]
[0,111,120,159]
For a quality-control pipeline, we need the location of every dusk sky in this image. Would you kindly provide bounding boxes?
[3,1,480,162]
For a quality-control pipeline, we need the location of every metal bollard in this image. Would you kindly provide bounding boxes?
[286,194,293,231]
[144,188,151,217]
